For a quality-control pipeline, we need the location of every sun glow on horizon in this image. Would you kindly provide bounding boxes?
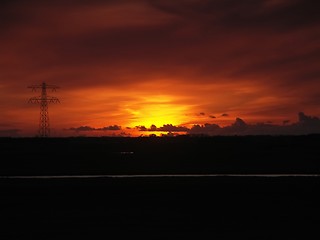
[126,95,189,128]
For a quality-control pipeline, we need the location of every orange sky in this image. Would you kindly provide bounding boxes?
[0,0,319,137]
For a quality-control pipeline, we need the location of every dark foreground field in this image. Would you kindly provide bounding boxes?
[1,135,320,175]
[1,176,320,239]
[1,136,320,239]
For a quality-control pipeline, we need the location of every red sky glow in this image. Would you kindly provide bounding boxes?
[0,0,319,137]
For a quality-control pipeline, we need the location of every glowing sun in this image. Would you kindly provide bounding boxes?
[127,95,188,128]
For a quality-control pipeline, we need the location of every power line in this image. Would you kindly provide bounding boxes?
[28,82,60,137]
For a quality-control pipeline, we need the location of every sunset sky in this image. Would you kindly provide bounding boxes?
[0,0,319,137]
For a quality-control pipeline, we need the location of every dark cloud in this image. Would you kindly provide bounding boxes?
[100,125,122,130]
[68,126,95,131]
[298,112,320,126]
[137,124,189,132]
[209,115,216,118]
[157,124,189,132]
[232,118,247,128]
[68,125,121,131]
[188,112,320,136]
[1,0,319,88]
[151,0,320,30]
[195,112,206,117]
[136,125,148,131]
[221,113,229,117]
[188,123,221,135]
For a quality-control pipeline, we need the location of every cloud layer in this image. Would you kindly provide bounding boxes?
[0,0,319,136]
[67,112,320,136]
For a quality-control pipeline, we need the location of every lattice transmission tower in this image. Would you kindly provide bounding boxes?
[28,82,60,137]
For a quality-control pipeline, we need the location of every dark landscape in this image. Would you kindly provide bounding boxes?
[1,135,320,175]
[1,135,320,239]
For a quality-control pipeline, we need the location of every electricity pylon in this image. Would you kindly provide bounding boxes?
[28,82,60,137]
